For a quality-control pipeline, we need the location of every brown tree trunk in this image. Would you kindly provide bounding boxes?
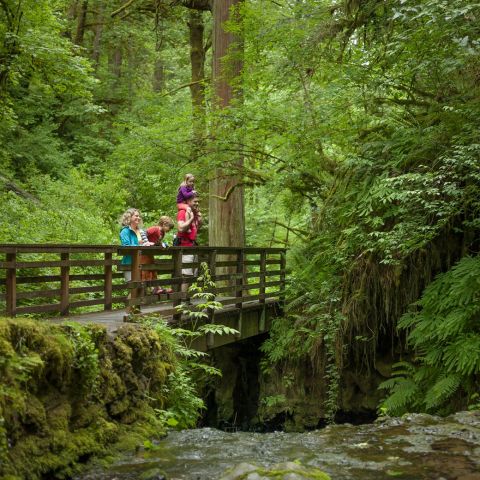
[109,46,122,78]
[62,1,78,39]
[188,10,206,155]
[74,0,88,45]
[153,58,165,92]
[208,0,245,248]
[91,2,103,70]
[153,18,165,92]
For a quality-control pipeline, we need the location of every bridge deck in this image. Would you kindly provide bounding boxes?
[49,296,279,335]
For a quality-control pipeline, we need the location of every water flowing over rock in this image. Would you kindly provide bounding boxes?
[79,411,480,479]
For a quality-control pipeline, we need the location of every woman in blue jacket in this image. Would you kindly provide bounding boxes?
[119,208,152,281]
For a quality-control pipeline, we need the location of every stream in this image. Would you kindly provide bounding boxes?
[79,411,480,480]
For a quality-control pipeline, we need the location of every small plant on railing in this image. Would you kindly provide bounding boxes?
[174,262,239,341]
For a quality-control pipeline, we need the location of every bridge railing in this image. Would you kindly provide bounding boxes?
[0,245,286,318]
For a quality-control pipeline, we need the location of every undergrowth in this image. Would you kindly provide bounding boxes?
[379,255,480,416]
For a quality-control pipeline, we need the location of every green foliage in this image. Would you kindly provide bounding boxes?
[63,322,100,393]
[379,256,480,415]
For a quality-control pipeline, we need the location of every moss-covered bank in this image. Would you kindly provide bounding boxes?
[0,317,177,480]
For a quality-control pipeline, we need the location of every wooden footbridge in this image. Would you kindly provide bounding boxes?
[0,245,286,351]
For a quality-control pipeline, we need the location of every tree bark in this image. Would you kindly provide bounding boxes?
[153,17,165,92]
[91,1,103,70]
[74,0,88,45]
[188,9,206,156]
[109,46,122,78]
[208,0,245,248]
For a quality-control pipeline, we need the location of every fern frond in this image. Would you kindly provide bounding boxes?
[424,374,462,410]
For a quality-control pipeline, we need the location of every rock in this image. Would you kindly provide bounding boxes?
[219,461,331,480]
[139,468,167,480]
[219,462,258,480]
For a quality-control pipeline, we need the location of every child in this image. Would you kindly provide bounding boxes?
[146,216,174,246]
[176,173,196,212]
[142,216,174,295]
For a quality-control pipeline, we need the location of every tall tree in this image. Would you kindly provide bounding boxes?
[208,0,245,247]
[188,9,206,156]
[74,0,88,45]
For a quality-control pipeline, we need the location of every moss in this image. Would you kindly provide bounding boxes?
[221,462,331,480]
[0,317,177,480]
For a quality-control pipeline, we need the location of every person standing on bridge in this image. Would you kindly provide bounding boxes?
[119,208,154,281]
[143,215,175,295]
[176,194,202,292]
[119,208,154,315]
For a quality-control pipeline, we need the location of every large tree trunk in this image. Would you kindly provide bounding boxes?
[153,18,166,92]
[109,46,122,78]
[208,0,245,248]
[153,56,165,92]
[74,0,88,45]
[91,2,103,70]
[188,9,206,157]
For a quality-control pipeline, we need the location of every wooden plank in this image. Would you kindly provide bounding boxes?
[0,245,118,254]
[70,285,105,294]
[5,273,123,285]
[0,259,116,269]
[140,263,174,271]
[16,303,61,314]
[172,249,183,322]
[72,273,124,281]
[69,298,107,308]
[128,292,186,306]
[219,292,280,307]
[16,289,61,300]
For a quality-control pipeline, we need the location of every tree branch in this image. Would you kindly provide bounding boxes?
[111,0,137,17]
[210,181,258,201]
[159,78,209,97]
[0,175,39,203]
[273,220,309,237]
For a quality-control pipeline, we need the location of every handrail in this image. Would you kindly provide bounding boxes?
[0,245,286,318]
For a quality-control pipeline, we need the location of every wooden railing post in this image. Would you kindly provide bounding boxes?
[235,249,244,309]
[104,252,113,311]
[208,249,217,280]
[60,252,70,316]
[280,249,286,306]
[130,249,142,309]
[259,249,267,331]
[205,249,217,348]
[6,252,16,317]
[235,249,245,338]
[172,249,183,322]
[259,249,266,304]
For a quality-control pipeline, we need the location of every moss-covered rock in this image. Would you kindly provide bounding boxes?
[219,461,331,480]
[0,317,177,480]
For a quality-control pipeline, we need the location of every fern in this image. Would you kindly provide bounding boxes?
[424,374,462,411]
[381,256,480,415]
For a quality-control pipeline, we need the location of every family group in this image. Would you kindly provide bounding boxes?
[119,173,202,295]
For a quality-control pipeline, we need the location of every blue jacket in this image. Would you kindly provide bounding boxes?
[120,226,139,265]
